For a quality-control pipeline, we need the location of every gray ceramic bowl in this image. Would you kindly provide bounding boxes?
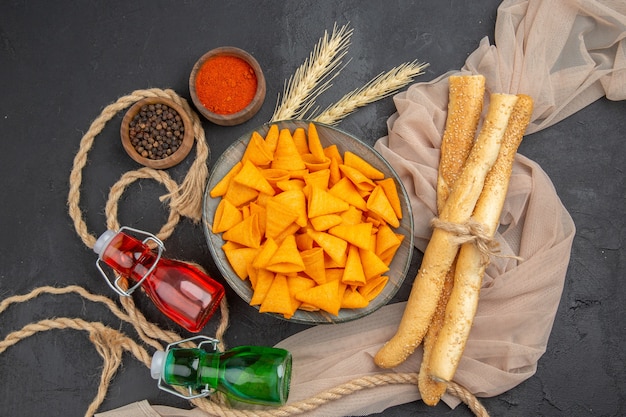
[202,120,414,324]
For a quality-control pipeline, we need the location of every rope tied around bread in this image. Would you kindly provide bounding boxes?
[430,217,523,265]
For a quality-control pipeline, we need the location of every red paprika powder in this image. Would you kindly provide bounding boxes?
[195,55,258,115]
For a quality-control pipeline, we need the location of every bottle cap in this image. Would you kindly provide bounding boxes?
[151,350,166,380]
[93,230,117,256]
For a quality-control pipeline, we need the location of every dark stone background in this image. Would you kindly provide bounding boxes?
[1,1,624,416]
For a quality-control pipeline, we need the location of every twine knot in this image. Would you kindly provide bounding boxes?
[430,217,522,264]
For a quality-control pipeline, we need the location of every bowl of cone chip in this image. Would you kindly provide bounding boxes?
[202,120,413,324]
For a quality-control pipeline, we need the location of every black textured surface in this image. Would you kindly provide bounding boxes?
[1,1,625,416]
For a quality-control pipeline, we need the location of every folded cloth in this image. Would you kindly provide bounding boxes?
[98,0,624,416]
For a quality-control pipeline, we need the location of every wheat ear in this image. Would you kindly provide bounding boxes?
[313,60,429,125]
[270,23,353,122]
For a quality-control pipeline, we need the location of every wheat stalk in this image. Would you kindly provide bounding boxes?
[313,60,430,125]
[270,23,353,122]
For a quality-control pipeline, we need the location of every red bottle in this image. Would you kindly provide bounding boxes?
[94,227,225,333]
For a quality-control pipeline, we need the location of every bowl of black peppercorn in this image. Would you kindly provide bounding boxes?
[120,97,194,169]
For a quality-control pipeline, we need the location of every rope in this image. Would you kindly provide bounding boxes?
[67,88,209,249]
[0,289,490,417]
[0,88,490,416]
[0,317,153,416]
[0,285,163,351]
[430,217,523,264]
[104,167,181,241]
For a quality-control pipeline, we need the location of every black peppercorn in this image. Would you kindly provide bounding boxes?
[128,103,185,160]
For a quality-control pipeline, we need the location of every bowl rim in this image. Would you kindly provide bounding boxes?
[120,97,195,169]
[202,120,414,324]
[189,46,266,126]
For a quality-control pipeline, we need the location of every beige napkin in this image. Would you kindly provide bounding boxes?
[97,0,625,416]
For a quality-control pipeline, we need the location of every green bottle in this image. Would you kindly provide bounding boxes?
[151,337,292,406]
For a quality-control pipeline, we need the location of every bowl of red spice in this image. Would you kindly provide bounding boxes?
[120,97,195,169]
[189,46,266,126]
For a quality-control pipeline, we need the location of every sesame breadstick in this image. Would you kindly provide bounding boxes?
[419,75,485,405]
[418,263,455,405]
[374,93,519,369]
[436,75,485,212]
[428,94,534,384]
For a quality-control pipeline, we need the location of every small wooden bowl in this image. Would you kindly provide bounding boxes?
[120,97,194,169]
[189,47,266,126]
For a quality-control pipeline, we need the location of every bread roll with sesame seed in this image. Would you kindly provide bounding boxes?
[418,262,455,405]
[436,75,485,212]
[419,75,485,406]
[374,93,520,369]
[428,94,534,384]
